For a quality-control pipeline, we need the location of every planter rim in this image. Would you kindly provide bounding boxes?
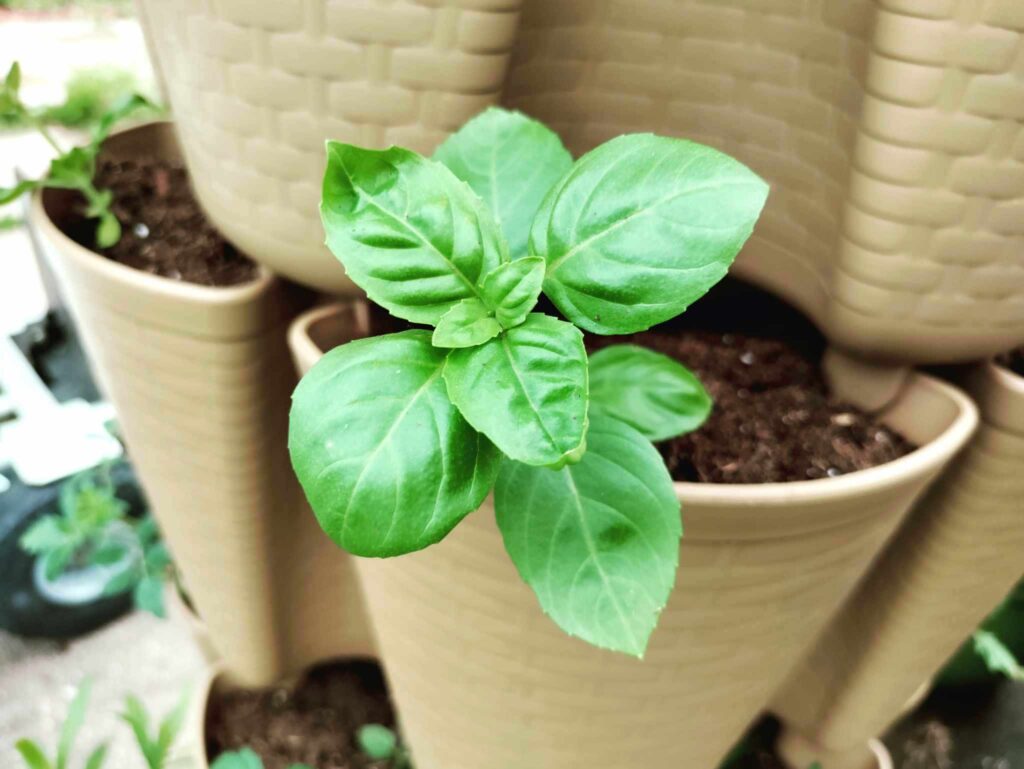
[291,303,979,507]
[989,357,1024,395]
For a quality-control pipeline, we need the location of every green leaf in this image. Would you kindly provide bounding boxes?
[94,212,120,248]
[144,541,172,573]
[58,680,93,769]
[531,134,768,334]
[43,546,75,581]
[480,256,546,329]
[210,748,264,769]
[588,345,711,441]
[431,298,502,349]
[134,575,166,618]
[20,516,70,554]
[357,724,398,760]
[494,413,681,656]
[48,147,96,190]
[83,745,107,769]
[320,142,508,325]
[103,566,140,597]
[15,741,52,769]
[5,62,21,95]
[91,542,127,566]
[434,107,573,258]
[121,696,157,769]
[443,313,588,467]
[974,631,1024,681]
[290,330,500,557]
[0,179,39,206]
[154,690,189,764]
[91,93,155,147]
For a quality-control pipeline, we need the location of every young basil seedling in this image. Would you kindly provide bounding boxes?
[290,107,768,655]
[0,61,155,248]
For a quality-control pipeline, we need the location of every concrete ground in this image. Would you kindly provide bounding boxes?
[1,8,207,768]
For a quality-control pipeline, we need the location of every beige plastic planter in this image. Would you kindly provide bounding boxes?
[289,303,977,769]
[135,0,523,293]
[31,122,373,686]
[772,358,1024,769]
[502,0,1024,363]
[140,0,1024,360]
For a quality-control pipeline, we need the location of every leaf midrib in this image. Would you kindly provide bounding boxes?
[337,153,488,305]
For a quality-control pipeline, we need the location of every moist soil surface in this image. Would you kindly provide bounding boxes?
[66,156,257,286]
[205,660,396,769]
[590,330,916,484]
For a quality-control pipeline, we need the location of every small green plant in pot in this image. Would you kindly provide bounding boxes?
[289,107,768,655]
[20,465,175,616]
[0,61,152,248]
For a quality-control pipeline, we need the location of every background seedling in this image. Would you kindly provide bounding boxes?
[14,679,108,769]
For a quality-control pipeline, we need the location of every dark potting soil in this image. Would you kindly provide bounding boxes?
[594,331,917,484]
[206,660,396,769]
[66,157,257,286]
[997,346,1024,378]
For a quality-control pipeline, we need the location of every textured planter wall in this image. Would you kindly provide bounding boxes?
[290,303,977,769]
[502,0,1024,363]
[32,123,373,686]
[140,0,1024,360]
[771,359,1024,769]
[136,0,524,293]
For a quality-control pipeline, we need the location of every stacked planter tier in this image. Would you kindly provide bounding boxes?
[289,303,977,769]
[772,359,1024,769]
[31,123,373,686]
[140,0,1024,363]
[136,0,523,293]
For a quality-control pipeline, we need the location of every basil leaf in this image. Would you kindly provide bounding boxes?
[480,256,546,329]
[321,142,508,325]
[289,331,500,556]
[531,134,768,334]
[434,107,572,258]
[443,313,587,467]
[211,749,263,769]
[432,298,502,349]
[495,413,681,656]
[589,344,711,441]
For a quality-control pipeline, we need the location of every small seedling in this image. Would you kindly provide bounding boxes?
[357,724,411,768]
[973,630,1024,681]
[119,692,189,769]
[290,106,768,655]
[20,464,176,617]
[209,747,311,769]
[14,679,107,769]
[0,61,154,247]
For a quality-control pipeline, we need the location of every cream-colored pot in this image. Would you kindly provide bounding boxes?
[773,358,1024,769]
[136,0,523,293]
[140,0,1024,362]
[32,122,373,686]
[289,303,977,769]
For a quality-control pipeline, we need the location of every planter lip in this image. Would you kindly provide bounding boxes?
[291,302,979,508]
[989,357,1024,395]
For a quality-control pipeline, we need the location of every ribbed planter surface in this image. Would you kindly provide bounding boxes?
[32,123,373,686]
[289,303,977,769]
[772,358,1024,769]
[503,0,1024,363]
[137,0,523,293]
[140,0,1024,362]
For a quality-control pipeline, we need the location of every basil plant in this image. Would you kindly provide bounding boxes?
[290,108,768,656]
